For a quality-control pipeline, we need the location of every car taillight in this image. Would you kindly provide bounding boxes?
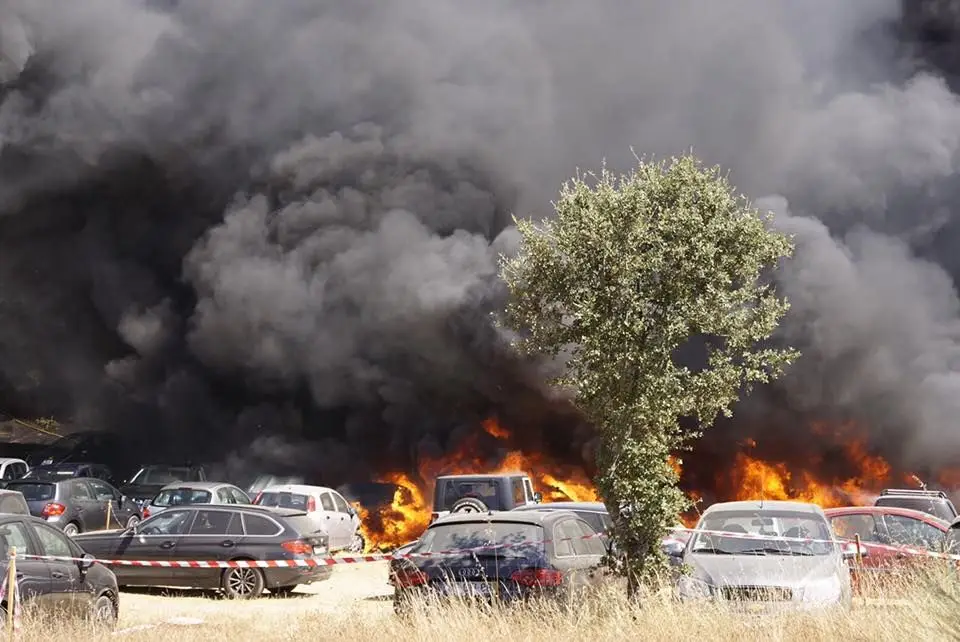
[253,492,263,505]
[142,506,151,519]
[41,503,66,518]
[391,567,428,588]
[306,496,316,512]
[281,540,313,555]
[510,568,563,587]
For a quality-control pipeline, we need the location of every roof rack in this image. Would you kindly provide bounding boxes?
[880,488,948,499]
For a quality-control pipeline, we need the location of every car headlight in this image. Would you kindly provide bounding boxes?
[801,577,842,603]
[677,576,713,600]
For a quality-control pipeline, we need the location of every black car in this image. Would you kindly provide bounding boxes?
[0,513,118,625]
[390,510,607,612]
[512,502,613,535]
[26,432,125,470]
[6,477,141,536]
[22,462,115,485]
[120,464,208,509]
[73,504,332,598]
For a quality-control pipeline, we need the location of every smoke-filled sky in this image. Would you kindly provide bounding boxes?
[2,0,960,483]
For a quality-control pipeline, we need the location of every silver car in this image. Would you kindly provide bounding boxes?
[671,500,855,610]
[142,481,251,519]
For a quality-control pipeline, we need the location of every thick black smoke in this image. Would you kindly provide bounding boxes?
[2,1,960,487]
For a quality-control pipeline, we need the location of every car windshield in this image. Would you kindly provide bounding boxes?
[130,467,191,485]
[152,488,212,507]
[6,482,55,501]
[418,521,542,556]
[690,509,836,556]
[436,479,504,511]
[23,466,77,480]
[255,491,310,510]
[875,497,956,521]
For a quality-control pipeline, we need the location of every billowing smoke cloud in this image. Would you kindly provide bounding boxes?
[3,0,960,486]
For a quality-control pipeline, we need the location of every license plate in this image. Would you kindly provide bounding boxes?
[313,546,327,556]
[438,582,493,598]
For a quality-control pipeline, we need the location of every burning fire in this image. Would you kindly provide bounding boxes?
[354,417,958,552]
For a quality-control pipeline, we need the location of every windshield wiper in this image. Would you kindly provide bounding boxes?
[692,547,733,555]
[738,547,814,556]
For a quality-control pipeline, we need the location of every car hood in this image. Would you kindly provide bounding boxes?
[686,552,842,588]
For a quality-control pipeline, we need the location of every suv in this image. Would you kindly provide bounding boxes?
[431,472,541,522]
[120,464,208,509]
[873,489,958,522]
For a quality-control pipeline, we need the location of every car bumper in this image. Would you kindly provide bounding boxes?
[264,565,333,588]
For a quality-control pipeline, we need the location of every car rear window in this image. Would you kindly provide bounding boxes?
[7,483,55,501]
[875,497,956,521]
[436,479,504,511]
[575,511,609,534]
[419,521,543,556]
[256,492,310,511]
[153,488,212,507]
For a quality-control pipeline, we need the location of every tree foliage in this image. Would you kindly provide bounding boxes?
[500,154,798,584]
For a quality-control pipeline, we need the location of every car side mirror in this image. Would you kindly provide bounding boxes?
[662,538,685,558]
[533,492,542,504]
[78,553,96,572]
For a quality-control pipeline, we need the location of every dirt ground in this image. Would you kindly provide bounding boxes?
[110,561,394,637]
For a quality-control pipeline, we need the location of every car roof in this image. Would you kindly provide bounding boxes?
[513,501,607,512]
[436,473,526,480]
[703,500,824,515]
[260,484,335,495]
[825,505,950,527]
[158,481,234,491]
[164,503,307,518]
[431,510,573,527]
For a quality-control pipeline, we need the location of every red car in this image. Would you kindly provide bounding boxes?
[825,506,950,592]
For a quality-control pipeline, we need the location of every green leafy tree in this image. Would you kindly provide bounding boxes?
[500,155,798,587]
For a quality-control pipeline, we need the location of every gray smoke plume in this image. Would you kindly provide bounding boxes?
[2,0,960,486]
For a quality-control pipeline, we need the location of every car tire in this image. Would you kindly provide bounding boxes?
[91,594,118,628]
[450,497,488,514]
[347,533,365,553]
[270,585,298,596]
[125,516,140,529]
[221,566,265,599]
[63,522,80,537]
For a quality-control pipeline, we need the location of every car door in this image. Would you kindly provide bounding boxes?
[170,508,243,587]
[120,508,195,586]
[330,491,356,545]
[0,519,51,607]
[550,519,585,592]
[881,514,946,563]
[318,492,343,549]
[68,480,104,533]
[30,521,87,614]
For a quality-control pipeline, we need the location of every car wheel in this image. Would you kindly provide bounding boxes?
[270,585,298,596]
[222,566,265,599]
[63,522,80,537]
[91,594,117,628]
[347,533,365,553]
[450,497,487,513]
[125,515,140,529]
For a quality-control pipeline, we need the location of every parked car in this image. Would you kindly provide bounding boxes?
[73,504,332,598]
[22,462,115,485]
[27,431,125,471]
[672,500,855,610]
[390,510,607,613]
[512,501,612,534]
[120,464,208,509]
[431,473,541,522]
[143,482,251,519]
[0,512,118,626]
[0,489,29,515]
[245,474,305,498]
[0,458,29,484]
[873,489,957,522]
[254,484,364,552]
[6,477,141,536]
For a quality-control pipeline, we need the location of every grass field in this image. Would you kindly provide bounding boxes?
[6,562,959,641]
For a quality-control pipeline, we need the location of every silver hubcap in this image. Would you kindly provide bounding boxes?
[350,535,364,552]
[228,569,259,596]
[95,599,114,623]
[64,524,78,536]
[127,517,139,528]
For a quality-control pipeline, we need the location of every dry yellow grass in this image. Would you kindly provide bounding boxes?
[4,562,959,641]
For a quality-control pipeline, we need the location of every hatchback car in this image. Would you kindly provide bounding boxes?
[6,477,141,536]
[673,500,854,610]
[254,484,364,552]
[143,482,251,519]
[73,504,332,598]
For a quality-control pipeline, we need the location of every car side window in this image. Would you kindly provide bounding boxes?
[141,510,194,536]
[512,479,525,506]
[0,522,34,557]
[216,488,235,504]
[882,515,945,549]
[2,466,15,481]
[320,493,335,512]
[70,481,94,500]
[243,513,281,536]
[553,520,576,557]
[33,522,73,558]
[523,479,535,502]
[12,464,26,479]
[88,480,115,502]
[565,519,593,556]
[830,514,881,543]
[332,493,351,514]
[230,488,251,504]
[190,510,239,536]
[573,520,607,556]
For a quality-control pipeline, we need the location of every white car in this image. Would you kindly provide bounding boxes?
[254,484,364,552]
[0,458,29,484]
